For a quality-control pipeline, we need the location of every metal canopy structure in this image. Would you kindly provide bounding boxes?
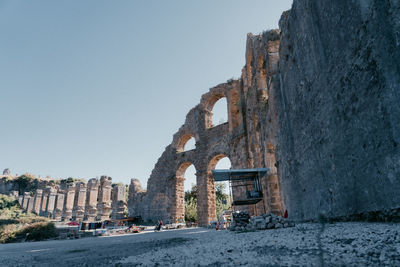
[212,168,269,182]
[212,168,269,209]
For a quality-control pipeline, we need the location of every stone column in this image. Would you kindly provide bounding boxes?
[46,187,57,218]
[72,182,87,221]
[171,176,185,222]
[111,184,126,220]
[33,189,43,215]
[197,170,217,226]
[27,196,34,213]
[40,189,49,216]
[84,178,100,222]
[54,193,65,221]
[62,183,76,221]
[128,178,145,217]
[18,195,24,206]
[96,176,112,221]
[22,192,30,210]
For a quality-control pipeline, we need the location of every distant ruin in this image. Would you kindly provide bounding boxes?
[1,0,399,225]
[1,175,125,223]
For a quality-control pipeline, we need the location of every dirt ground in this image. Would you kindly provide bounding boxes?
[0,222,399,266]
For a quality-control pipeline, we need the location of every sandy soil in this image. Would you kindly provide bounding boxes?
[0,222,399,266]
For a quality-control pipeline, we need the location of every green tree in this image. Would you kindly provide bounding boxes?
[215,182,231,218]
[184,185,197,222]
[184,183,231,222]
[14,175,38,195]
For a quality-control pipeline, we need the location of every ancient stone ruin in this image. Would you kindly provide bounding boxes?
[96,176,113,221]
[111,184,126,220]
[126,0,400,225]
[84,178,100,222]
[2,176,129,224]
[1,0,399,227]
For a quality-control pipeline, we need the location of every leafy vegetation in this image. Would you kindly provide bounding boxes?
[60,177,85,184]
[184,183,231,222]
[184,185,197,222]
[215,183,231,218]
[0,194,57,243]
[14,174,38,194]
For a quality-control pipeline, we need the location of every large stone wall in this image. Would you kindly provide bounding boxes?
[275,0,400,220]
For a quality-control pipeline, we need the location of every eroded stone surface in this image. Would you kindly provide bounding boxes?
[33,189,43,215]
[111,184,126,220]
[84,178,100,222]
[2,0,399,226]
[96,176,112,221]
[276,0,400,220]
[72,182,87,221]
[46,187,57,218]
[62,183,76,221]
[54,192,65,221]
[127,30,283,225]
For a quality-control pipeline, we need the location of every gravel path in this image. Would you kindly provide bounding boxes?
[0,222,399,266]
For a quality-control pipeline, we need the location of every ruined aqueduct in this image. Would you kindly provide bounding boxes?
[3,1,400,225]
[129,30,284,225]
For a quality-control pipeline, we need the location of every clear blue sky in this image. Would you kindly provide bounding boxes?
[0,0,292,188]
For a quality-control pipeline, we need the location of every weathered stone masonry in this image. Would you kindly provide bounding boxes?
[2,0,399,225]
[11,176,126,223]
[127,30,284,225]
[128,0,400,224]
[84,178,100,221]
[276,0,400,220]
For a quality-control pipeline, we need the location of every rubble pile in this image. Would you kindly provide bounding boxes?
[229,212,295,231]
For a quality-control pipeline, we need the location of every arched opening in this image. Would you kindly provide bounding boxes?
[184,137,196,151]
[175,162,197,223]
[205,94,228,129]
[211,97,228,127]
[176,134,196,153]
[208,155,232,221]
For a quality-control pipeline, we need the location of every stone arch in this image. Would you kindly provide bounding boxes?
[197,153,232,225]
[176,134,196,153]
[173,161,198,222]
[176,161,196,178]
[207,153,230,172]
[204,93,228,128]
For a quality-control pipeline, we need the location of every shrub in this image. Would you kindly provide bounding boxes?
[185,185,197,222]
[18,222,57,241]
[185,197,197,222]
[0,224,18,243]
[14,174,38,194]
[215,183,231,219]
[0,194,19,210]
[0,194,57,243]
